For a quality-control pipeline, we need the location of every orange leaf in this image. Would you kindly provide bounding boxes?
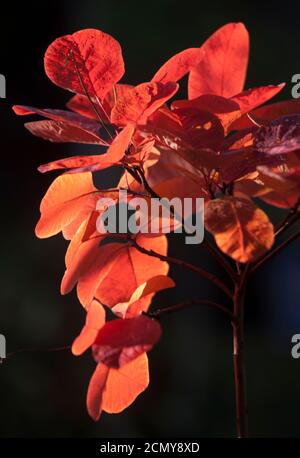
[61,236,120,295]
[35,173,98,238]
[205,197,274,262]
[72,300,106,356]
[87,353,149,420]
[77,234,169,307]
[112,275,175,318]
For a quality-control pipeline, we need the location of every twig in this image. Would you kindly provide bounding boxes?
[148,299,234,321]
[275,198,300,237]
[204,239,237,282]
[129,239,232,299]
[133,166,237,283]
[4,345,71,361]
[251,229,300,274]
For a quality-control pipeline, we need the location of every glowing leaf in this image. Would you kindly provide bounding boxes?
[188,23,249,99]
[87,353,149,420]
[152,48,205,83]
[77,235,169,307]
[231,84,285,116]
[44,29,124,100]
[111,82,178,126]
[35,173,98,238]
[72,300,106,356]
[205,197,274,262]
[112,275,175,318]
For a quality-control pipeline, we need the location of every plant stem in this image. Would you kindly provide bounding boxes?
[232,267,249,438]
[251,228,300,274]
[275,198,300,237]
[203,238,237,282]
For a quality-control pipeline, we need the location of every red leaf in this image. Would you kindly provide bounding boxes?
[35,173,99,238]
[172,107,224,151]
[37,155,115,174]
[38,124,135,173]
[260,190,300,209]
[110,82,178,126]
[92,315,161,368]
[66,94,102,120]
[67,84,133,120]
[188,23,249,99]
[67,123,134,173]
[24,120,103,144]
[103,123,135,163]
[230,99,300,130]
[152,48,205,83]
[44,29,125,101]
[13,105,106,145]
[172,95,240,131]
[254,115,300,155]
[231,84,285,116]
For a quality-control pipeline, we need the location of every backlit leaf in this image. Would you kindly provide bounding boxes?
[44,29,125,101]
[205,197,274,262]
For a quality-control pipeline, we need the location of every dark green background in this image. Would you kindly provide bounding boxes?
[0,0,299,437]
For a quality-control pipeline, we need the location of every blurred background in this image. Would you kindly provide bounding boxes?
[0,0,300,438]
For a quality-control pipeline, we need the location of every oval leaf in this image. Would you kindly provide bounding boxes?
[205,197,274,262]
[44,29,125,100]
